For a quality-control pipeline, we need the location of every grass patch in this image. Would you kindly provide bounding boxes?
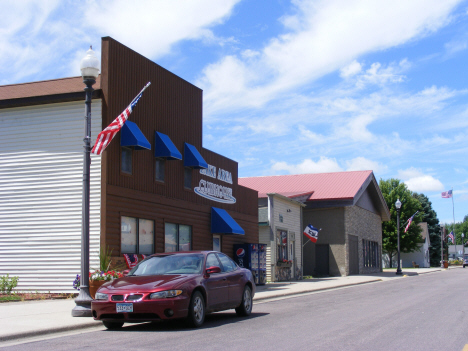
[0,295,22,302]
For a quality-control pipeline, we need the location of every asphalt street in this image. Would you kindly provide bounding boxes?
[2,269,467,351]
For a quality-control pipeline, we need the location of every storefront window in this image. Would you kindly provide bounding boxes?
[121,216,137,253]
[121,147,132,174]
[276,230,288,261]
[165,223,192,252]
[121,216,154,254]
[139,219,154,255]
[155,158,165,182]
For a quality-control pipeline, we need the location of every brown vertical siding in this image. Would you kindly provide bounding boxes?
[100,37,258,259]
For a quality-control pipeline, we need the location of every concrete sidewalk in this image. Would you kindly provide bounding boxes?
[0,267,448,343]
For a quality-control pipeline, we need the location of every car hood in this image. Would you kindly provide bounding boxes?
[101,274,195,292]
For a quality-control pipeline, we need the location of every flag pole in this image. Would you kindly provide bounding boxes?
[452,187,456,258]
[130,82,151,105]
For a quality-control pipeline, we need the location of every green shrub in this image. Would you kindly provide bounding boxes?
[0,274,19,294]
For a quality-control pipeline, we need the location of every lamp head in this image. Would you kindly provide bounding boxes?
[395,198,402,210]
[80,46,100,79]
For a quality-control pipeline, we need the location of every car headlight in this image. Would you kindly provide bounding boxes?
[94,292,108,300]
[149,290,183,299]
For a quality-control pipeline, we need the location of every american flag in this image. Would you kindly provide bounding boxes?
[91,83,151,156]
[404,211,419,233]
[123,254,139,269]
[441,190,452,198]
[448,231,455,243]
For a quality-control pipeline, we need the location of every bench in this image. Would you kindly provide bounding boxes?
[412,261,419,268]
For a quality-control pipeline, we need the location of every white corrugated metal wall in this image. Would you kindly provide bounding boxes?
[0,100,101,292]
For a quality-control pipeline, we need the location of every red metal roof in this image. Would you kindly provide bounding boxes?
[239,170,373,200]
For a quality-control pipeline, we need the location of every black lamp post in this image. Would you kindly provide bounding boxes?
[72,46,100,317]
[395,198,402,275]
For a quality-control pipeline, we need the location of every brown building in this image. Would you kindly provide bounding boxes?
[0,37,258,292]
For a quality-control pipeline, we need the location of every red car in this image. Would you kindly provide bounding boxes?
[91,251,255,329]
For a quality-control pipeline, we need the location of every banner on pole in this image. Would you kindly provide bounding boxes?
[303,224,319,243]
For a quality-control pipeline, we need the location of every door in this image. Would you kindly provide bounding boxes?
[217,253,243,307]
[349,235,359,275]
[204,253,229,310]
[315,244,329,276]
[213,234,221,251]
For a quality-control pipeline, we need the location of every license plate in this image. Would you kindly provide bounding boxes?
[116,303,133,313]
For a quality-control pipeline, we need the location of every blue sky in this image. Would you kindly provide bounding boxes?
[1,0,468,225]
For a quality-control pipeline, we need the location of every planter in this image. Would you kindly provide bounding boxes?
[276,262,292,268]
[443,261,449,269]
[89,280,107,299]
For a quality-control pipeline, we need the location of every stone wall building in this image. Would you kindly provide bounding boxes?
[240,171,390,277]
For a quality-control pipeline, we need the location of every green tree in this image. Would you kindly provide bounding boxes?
[442,219,468,247]
[379,179,423,267]
[413,193,440,266]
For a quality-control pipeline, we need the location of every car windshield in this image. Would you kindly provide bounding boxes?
[128,254,204,276]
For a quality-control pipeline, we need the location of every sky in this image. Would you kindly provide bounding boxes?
[1,0,468,225]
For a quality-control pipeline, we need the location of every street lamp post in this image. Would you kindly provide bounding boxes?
[72,46,100,317]
[395,199,402,275]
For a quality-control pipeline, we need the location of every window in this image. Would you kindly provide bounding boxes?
[121,147,133,174]
[279,214,283,223]
[165,223,192,252]
[276,230,288,261]
[184,167,192,189]
[363,239,379,268]
[206,253,221,269]
[121,216,154,255]
[218,253,236,272]
[155,158,165,182]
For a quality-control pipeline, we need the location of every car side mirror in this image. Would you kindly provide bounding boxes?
[122,269,130,277]
[206,266,221,275]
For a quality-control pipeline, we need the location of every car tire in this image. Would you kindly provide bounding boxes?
[102,321,124,330]
[187,291,205,328]
[464,265,466,268]
[235,285,252,317]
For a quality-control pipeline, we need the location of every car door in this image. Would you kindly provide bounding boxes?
[204,253,229,310]
[217,253,244,307]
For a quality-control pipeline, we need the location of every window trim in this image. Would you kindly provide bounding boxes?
[155,157,165,183]
[121,146,133,175]
[164,222,192,252]
[120,215,155,255]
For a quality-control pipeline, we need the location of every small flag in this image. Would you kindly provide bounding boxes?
[303,224,319,243]
[441,190,453,198]
[123,254,139,269]
[404,211,419,233]
[91,82,151,156]
[448,231,455,243]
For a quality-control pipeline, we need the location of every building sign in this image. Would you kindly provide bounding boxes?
[194,164,236,204]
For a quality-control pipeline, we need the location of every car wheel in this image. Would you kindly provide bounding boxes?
[187,291,205,328]
[235,285,252,317]
[102,321,124,330]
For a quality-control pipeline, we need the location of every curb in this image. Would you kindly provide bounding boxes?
[253,278,383,302]
[0,321,102,343]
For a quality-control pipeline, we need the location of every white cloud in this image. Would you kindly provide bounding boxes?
[345,157,387,173]
[84,0,240,60]
[272,157,343,174]
[399,168,444,192]
[200,0,462,115]
[340,60,362,78]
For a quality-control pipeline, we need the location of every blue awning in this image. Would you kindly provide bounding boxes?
[154,132,182,160]
[184,143,208,169]
[121,121,151,150]
[211,207,245,235]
